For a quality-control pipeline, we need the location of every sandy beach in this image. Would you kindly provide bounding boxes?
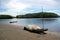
[0,24,60,40]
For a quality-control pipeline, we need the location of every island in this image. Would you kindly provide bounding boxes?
[0,12,59,19]
[16,12,59,18]
[0,15,13,19]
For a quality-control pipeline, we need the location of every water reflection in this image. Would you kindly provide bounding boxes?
[39,18,57,21]
[0,18,60,32]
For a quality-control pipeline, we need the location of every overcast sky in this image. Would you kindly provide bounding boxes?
[0,0,60,16]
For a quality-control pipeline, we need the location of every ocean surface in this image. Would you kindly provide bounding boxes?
[0,18,60,32]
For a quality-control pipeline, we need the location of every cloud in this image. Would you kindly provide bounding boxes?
[20,0,58,8]
[6,1,29,12]
[0,0,60,16]
[0,0,30,16]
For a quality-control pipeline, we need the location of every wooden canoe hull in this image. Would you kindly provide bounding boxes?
[24,27,48,34]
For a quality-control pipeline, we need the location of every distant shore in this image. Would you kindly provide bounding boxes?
[0,24,60,40]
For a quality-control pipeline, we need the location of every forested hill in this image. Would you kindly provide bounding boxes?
[0,15,13,19]
[16,12,59,18]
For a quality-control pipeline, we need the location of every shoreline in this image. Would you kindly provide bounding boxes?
[0,24,60,40]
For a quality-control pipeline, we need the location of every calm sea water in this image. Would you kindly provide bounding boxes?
[0,18,60,32]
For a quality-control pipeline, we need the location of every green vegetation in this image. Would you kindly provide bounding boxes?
[0,15,13,19]
[16,12,59,18]
[0,12,59,19]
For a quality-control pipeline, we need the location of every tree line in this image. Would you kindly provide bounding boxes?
[0,12,59,19]
[16,12,59,18]
[0,15,13,19]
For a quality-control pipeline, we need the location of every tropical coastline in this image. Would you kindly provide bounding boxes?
[0,24,60,40]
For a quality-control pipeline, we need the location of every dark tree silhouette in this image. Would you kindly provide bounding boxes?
[16,12,59,18]
[0,15,13,19]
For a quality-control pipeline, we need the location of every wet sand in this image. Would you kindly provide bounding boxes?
[0,24,60,40]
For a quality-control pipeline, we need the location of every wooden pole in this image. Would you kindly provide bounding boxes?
[41,6,44,29]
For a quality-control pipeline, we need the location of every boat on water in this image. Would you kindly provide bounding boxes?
[10,21,17,23]
[9,18,17,23]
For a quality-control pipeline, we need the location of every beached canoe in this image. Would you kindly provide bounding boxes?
[24,25,48,34]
